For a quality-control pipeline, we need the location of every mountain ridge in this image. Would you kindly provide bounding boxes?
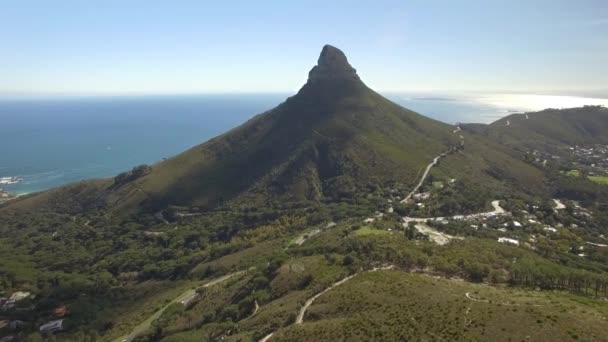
[3,47,607,217]
[4,45,461,215]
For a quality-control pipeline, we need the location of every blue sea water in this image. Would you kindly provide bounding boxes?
[0,94,286,194]
[0,92,546,194]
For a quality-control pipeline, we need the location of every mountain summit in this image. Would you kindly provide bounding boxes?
[308,45,360,83]
[6,45,460,214]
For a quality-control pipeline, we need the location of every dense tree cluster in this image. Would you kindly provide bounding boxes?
[113,164,152,186]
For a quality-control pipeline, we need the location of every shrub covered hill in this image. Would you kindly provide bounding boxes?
[464,105,608,151]
[4,45,557,216]
[6,45,466,214]
[2,46,608,342]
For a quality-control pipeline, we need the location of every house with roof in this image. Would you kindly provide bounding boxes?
[8,292,30,302]
[52,305,69,317]
[498,237,519,245]
[39,319,64,333]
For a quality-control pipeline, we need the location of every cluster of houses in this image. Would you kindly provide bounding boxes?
[0,290,68,339]
[412,192,431,209]
[530,144,608,178]
[0,292,31,311]
[568,144,608,176]
[528,149,559,167]
[398,194,598,256]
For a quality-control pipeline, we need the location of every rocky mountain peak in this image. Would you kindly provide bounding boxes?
[307,45,360,83]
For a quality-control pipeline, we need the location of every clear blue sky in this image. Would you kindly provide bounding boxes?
[1,0,607,96]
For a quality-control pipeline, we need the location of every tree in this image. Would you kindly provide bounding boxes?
[342,254,355,266]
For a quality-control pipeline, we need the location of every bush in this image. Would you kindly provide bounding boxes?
[113,164,152,186]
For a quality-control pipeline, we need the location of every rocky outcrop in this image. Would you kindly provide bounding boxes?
[307,45,360,83]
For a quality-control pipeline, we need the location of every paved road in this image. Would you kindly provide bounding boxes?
[401,154,445,204]
[403,200,507,224]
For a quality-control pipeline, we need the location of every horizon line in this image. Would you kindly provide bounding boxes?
[1,88,607,100]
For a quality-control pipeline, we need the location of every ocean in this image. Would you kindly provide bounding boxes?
[1,93,607,194]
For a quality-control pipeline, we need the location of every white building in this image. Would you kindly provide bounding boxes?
[9,292,30,302]
[413,192,430,201]
[498,237,519,245]
[39,319,64,333]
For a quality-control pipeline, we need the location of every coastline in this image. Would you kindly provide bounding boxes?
[0,177,28,203]
[0,189,29,204]
[0,188,16,203]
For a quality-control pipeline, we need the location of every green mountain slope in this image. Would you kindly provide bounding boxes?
[466,106,608,151]
[113,45,463,212]
[5,46,461,214]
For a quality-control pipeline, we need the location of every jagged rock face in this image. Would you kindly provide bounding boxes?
[307,45,360,83]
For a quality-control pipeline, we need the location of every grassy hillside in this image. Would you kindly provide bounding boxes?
[466,106,608,152]
[431,129,548,198]
[264,270,607,341]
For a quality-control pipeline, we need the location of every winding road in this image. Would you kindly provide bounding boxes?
[403,200,507,224]
[259,266,394,342]
[295,274,357,324]
[401,153,446,204]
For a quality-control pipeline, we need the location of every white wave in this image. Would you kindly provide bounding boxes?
[0,176,24,185]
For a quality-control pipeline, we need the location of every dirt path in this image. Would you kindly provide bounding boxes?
[295,274,357,323]
[291,228,321,246]
[175,212,203,218]
[465,292,541,307]
[414,223,463,245]
[586,241,608,247]
[259,266,394,341]
[253,300,259,315]
[289,222,335,249]
[259,332,274,342]
[115,271,244,342]
[244,299,260,321]
[465,292,488,302]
